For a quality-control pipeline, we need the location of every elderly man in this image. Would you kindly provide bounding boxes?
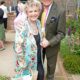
[40,0,66,80]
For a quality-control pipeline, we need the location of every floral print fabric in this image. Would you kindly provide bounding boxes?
[14,13,41,78]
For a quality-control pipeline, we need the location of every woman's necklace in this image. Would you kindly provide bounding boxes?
[28,20,38,35]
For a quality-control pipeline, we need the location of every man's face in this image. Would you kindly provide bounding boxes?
[41,0,53,7]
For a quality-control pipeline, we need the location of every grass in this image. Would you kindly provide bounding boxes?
[60,36,80,74]
[0,75,10,80]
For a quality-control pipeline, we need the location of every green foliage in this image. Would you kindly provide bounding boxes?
[0,76,9,80]
[66,18,76,28]
[61,7,80,74]
[66,18,77,35]
[60,37,80,74]
[73,44,80,55]
[63,54,80,74]
[60,36,71,57]
[66,9,80,35]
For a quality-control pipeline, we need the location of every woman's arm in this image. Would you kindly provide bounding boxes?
[14,19,27,72]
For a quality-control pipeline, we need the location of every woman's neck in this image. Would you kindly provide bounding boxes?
[28,18,38,35]
[28,19,36,26]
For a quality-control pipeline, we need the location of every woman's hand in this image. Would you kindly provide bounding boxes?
[40,38,49,48]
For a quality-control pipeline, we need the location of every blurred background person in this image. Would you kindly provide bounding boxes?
[0,8,5,51]
[0,1,8,29]
[14,0,21,16]
[7,0,15,13]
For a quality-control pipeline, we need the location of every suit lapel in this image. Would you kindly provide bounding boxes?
[46,2,57,25]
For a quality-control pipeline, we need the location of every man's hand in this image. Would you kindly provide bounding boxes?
[40,38,49,48]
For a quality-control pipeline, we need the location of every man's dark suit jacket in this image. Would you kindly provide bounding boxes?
[40,1,66,58]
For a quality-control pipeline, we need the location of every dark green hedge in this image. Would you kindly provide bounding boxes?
[60,37,80,74]
[63,54,80,74]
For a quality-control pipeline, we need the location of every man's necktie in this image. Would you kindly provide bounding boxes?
[41,10,47,37]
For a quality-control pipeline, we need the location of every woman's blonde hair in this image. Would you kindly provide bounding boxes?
[25,0,42,11]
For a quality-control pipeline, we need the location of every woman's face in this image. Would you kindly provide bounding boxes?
[26,6,40,22]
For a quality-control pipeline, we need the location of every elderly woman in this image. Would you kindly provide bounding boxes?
[13,0,44,80]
